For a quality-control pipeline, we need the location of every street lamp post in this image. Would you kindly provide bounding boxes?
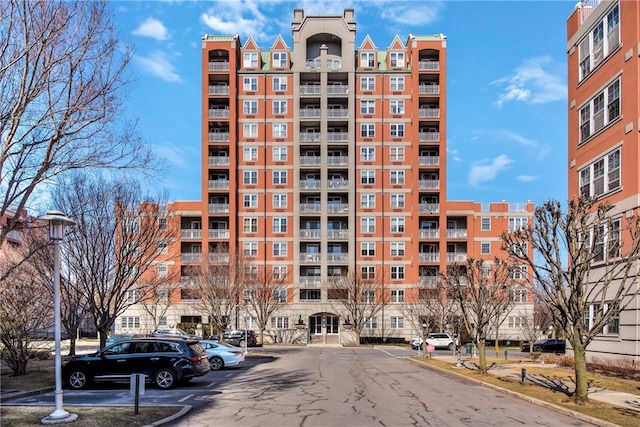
[421,322,428,358]
[38,211,77,425]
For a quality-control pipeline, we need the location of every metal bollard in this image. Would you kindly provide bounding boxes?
[504,350,508,360]
[520,368,526,385]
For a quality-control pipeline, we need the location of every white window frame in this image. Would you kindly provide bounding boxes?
[273,123,287,138]
[361,124,375,138]
[390,170,405,185]
[243,77,258,92]
[272,51,287,68]
[158,263,168,278]
[243,123,258,139]
[243,52,258,68]
[391,289,405,303]
[390,242,405,257]
[272,267,287,281]
[390,76,404,91]
[270,316,289,329]
[273,100,287,115]
[508,217,528,232]
[272,242,287,257]
[360,147,375,161]
[273,217,288,233]
[390,266,405,280]
[390,316,404,328]
[361,266,375,280]
[243,146,258,162]
[272,170,287,185]
[390,100,404,114]
[243,218,258,233]
[361,51,375,67]
[243,170,258,185]
[243,100,258,115]
[121,316,140,328]
[579,148,620,198]
[390,51,405,68]
[361,170,375,185]
[272,194,287,208]
[243,242,258,257]
[360,76,375,91]
[361,217,375,233]
[579,78,620,142]
[578,3,620,81]
[390,194,405,208]
[390,124,405,138]
[360,194,375,208]
[481,217,491,231]
[243,194,258,208]
[481,242,490,254]
[390,217,405,233]
[390,147,404,161]
[361,242,375,257]
[361,100,375,114]
[272,147,287,162]
[273,76,287,91]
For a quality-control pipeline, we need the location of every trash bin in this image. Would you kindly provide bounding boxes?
[465,343,472,356]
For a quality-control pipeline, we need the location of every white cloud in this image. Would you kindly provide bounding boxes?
[133,50,182,83]
[200,0,272,41]
[517,175,539,183]
[378,0,444,26]
[446,146,461,162]
[468,155,513,186]
[154,142,188,168]
[132,18,170,41]
[471,129,550,160]
[492,56,566,107]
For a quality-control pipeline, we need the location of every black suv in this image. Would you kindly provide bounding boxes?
[223,330,257,347]
[62,338,211,390]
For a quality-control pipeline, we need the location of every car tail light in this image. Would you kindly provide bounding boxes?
[186,356,200,362]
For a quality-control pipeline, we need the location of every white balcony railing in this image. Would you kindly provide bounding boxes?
[181,229,202,239]
[327,253,349,263]
[300,132,321,143]
[209,109,230,119]
[419,108,440,119]
[326,85,348,95]
[419,229,439,239]
[327,179,349,190]
[208,156,230,166]
[327,132,348,142]
[300,203,321,213]
[208,203,230,213]
[419,179,440,190]
[419,156,439,166]
[327,229,349,239]
[208,229,230,239]
[419,253,440,263]
[300,109,321,118]
[327,156,349,166]
[419,132,440,142]
[209,253,230,263]
[305,60,321,70]
[208,85,230,95]
[300,276,322,286]
[300,253,321,263]
[419,84,440,95]
[327,109,348,118]
[299,229,322,239]
[447,252,468,263]
[327,203,349,214]
[299,180,321,190]
[208,132,230,142]
[208,180,230,190]
[181,253,202,263]
[418,60,439,71]
[300,84,321,94]
[419,276,438,286]
[208,61,230,72]
[446,229,468,239]
[419,203,440,214]
[300,156,321,166]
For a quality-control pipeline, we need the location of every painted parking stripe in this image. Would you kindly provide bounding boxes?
[178,394,194,402]
[207,381,216,388]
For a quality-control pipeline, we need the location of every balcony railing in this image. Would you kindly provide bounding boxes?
[327,253,349,263]
[419,203,440,214]
[419,132,440,142]
[327,156,349,166]
[419,84,440,95]
[419,108,440,119]
[419,253,440,263]
[209,253,230,263]
[181,229,202,239]
[208,203,230,213]
[300,84,321,95]
[327,109,348,118]
[327,132,348,142]
[327,229,349,239]
[509,203,528,212]
[208,132,230,142]
[418,156,439,166]
[305,60,321,70]
[208,229,230,239]
[419,229,439,239]
[300,203,321,213]
[418,60,440,71]
[300,156,321,166]
[300,253,321,263]
[446,229,468,239]
[300,132,321,143]
[208,156,230,166]
[327,203,349,214]
[209,109,230,119]
[299,180,321,190]
[208,85,230,95]
[326,85,348,95]
[300,276,322,286]
[447,252,468,263]
[208,180,230,190]
[419,276,439,286]
[299,229,321,239]
[180,276,196,285]
[419,179,440,190]
[181,253,202,263]
[328,179,349,190]
[300,109,321,118]
[208,61,230,72]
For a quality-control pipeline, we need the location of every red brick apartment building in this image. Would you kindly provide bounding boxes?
[119,9,534,343]
[567,0,640,360]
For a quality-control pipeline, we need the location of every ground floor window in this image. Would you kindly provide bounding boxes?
[270,317,289,329]
[121,317,140,328]
[390,316,404,328]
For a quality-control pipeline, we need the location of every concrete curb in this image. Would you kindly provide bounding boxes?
[143,405,192,427]
[410,358,620,427]
[0,386,55,403]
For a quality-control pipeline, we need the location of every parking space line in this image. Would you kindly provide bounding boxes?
[207,381,216,388]
[225,373,233,378]
[178,393,194,403]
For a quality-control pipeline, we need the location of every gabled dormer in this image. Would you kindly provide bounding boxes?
[387,35,406,69]
[358,35,378,69]
[241,36,261,70]
[270,35,290,70]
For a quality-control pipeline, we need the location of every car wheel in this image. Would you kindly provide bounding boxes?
[210,356,224,371]
[238,339,246,348]
[533,346,542,352]
[67,370,89,390]
[154,368,177,390]
[448,343,454,350]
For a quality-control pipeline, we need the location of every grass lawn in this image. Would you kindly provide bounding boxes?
[1,359,55,392]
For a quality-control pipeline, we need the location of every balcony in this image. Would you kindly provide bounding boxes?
[419,156,439,166]
[327,156,349,166]
[328,179,349,190]
[208,203,230,213]
[447,252,468,263]
[326,85,348,95]
[419,229,439,239]
[327,253,349,263]
[300,109,321,118]
[181,229,202,239]
[300,156,321,166]
[180,276,197,286]
[446,229,468,239]
[305,60,321,70]
[418,60,440,71]
[419,203,440,214]
[208,85,230,95]
[300,180,321,190]
[181,253,202,263]
[327,109,348,119]
[327,229,349,239]
[300,253,321,263]
[419,84,440,95]
[419,108,440,119]
[327,132,348,142]
[208,229,230,239]
[208,156,230,166]
[419,132,440,142]
[299,229,321,239]
[300,203,321,213]
[300,276,322,286]
[300,84,321,95]
[327,203,349,214]
[209,109,230,119]
[208,180,230,190]
[419,253,440,263]
[209,132,230,142]
[419,179,440,190]
[209,252,230,263]
[419,276,439,286]
[208,61,230,72]
[300,132,321,143]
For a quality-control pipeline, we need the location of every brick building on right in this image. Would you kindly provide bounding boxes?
[567,0,639,361]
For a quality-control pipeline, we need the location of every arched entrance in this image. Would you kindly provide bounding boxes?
[308,312,340,344]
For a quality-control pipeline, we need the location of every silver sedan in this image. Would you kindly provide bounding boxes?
[199,340,245,371]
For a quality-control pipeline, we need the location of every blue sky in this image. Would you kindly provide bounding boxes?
[114,0,573,206]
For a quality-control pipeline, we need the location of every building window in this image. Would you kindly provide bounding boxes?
[243,147,258,162]
[361,77,375,91]
[158,241,168,255]
[158,316,167,326]
[243,101,258,115]
[390,194,405,208]
[272,147,287,162]
[361,242,375,256]
[364,317,378,328]
[508,217,528,232]
[390,124,405,138]
[272,242,287,257]
[360,147,375,161]
[361,170,375,185]
[579,148,620,198]
[361,124,375,138]
[390,217,405,233]
[245,266,258,280]
[273,76,287,91]
[272,52,287,68]
[361,217,375,233]
[390,316,404,328]
[273,217,287,233]
[243,52,258,68]
[390,77,404,91]
[273,194,287,208]
[481,242,490,254]
[158,217,167,230]
[510,286,528,303]
[243,77,258,91]
[481,217,491,231]
[389,51,405,67]
[121,317,140,328]
[510,265,528,280]
[273,100,287,115]
[243,242,258,257]
[243,170,258,185]
[243,218,258,233]
[361,289,375,303]
[272,170,287,185]
[578,3,620,81]
[390,242,405,257]
[390,266,405,280]
[390,100,404,114]
[270,316,289,329]
[361,51,375,67]
[604,303,619,335]
[579,78,620,142]
[361,266,375,280]
[300,289,321,301]
[390,147,404,161]
[180,289,200,301]
[361,194,375,208]
[361,100,375,114]
[243,194,258,208]
[243,124,258,139]
[590,218,621,262]
[390,170,405,185]
[272,267,287,281]
[158,264,168,278]
[391,289,404,303]
[508,316,526,329]
[273,124,287,138]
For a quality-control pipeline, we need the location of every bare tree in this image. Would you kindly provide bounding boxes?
[53,173,173,348]
[137,282,181,334]
[326,270,389,345]
[244,265,289,345]
[402,285,454,357]
[441,258,515,374]
[502,198,640,402]
[0,0,154,246]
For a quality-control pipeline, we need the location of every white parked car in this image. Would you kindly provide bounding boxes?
[199,340,245,370]
[411,333,455,350]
